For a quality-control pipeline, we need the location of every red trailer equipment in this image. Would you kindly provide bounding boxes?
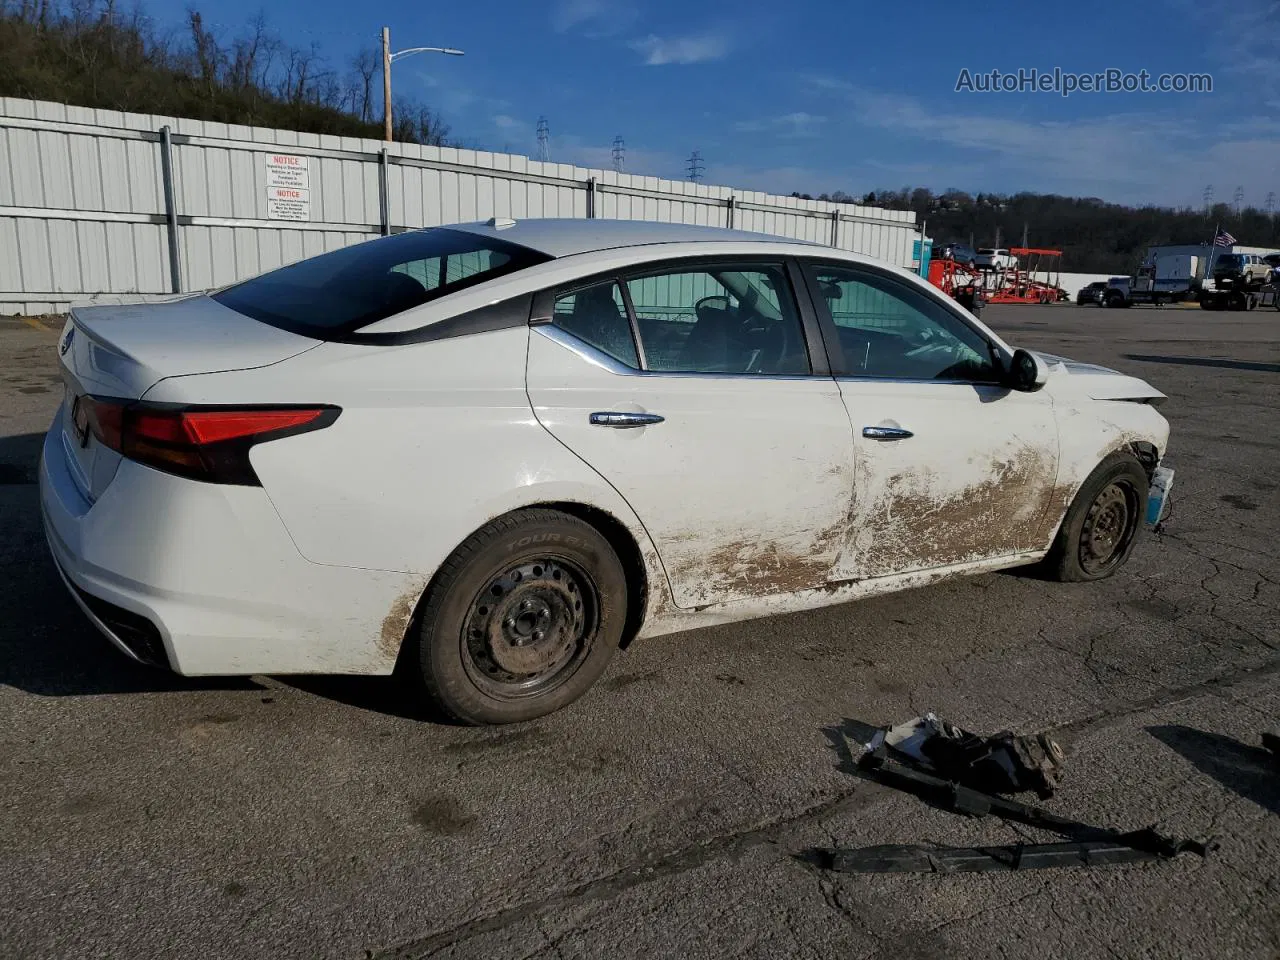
[986,248,1064,304]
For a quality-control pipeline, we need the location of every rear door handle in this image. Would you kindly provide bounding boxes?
[862,425,914,441]
[590,411,665,428]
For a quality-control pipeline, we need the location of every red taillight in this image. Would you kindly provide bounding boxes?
[84,400,337,485]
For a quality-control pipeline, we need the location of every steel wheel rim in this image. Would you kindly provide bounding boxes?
[460,557,599,700]
[1078,481,1137,575]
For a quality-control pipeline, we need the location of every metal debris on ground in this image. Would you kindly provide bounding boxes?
[823,714,1211,875]
[868,713,1065,799]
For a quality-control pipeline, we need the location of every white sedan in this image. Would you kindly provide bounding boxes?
[41,219,1170,723]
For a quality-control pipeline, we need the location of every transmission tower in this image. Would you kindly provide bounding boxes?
[686,150,704,182]
[611,136,625,173]
[1266,191,1276,218]
[535,117,550,163]
[1233,185,1245,214]
[1203,184,1214,213]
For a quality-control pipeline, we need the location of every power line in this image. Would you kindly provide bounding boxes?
[686,149,704,182]
[611,136,625,173]
[535,117,550,163]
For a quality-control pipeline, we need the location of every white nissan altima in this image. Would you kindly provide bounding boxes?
[41,219,1171,723]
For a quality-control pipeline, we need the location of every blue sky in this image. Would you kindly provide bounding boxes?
[149,0,1280,208]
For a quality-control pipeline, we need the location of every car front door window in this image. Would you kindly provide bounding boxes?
[809,265,999,382]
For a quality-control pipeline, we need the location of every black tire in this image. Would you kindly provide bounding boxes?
[1044,454,1148,583]
[408,509,627,724]
[1105,292,1126,308]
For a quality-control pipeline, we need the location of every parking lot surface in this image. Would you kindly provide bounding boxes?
[1,304,1277,959]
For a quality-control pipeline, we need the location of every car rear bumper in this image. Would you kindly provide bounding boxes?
[39,419,421,677]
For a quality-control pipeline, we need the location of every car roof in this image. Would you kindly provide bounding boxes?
[448,218,816,258]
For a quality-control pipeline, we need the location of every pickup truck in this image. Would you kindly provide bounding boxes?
[1101,272,1188,307]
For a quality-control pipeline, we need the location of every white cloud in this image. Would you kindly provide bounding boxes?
[552,0,636,36]
[630,33,729,66]
[734,112,827,137]
[1173,0,1280,94]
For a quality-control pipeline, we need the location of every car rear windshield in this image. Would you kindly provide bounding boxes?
[1217,254,1243,268]
[212,228,551,337]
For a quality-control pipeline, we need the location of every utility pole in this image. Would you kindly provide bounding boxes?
[994,224,1002,249]
[1203,184,1214,214]
[686,150,704,182]
[380,27,464,143]
[382,27,393,142]
[536,117,550,162]
[1021,221,1028,248]
[611,136,625,173]
[1267,191,1276,218]
[1233,185,1245,215]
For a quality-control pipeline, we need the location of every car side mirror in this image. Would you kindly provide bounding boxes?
[1007,348,1049,392]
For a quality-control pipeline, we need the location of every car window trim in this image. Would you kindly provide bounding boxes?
[531,255,831,379]
[532,324,828,382]
[799,257,1009,385]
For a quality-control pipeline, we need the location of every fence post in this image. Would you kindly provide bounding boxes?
[830,209,840,247]
[378,148,391,236]
[726,194,736,229]
[586,176,597,219]
[158,125,183,293]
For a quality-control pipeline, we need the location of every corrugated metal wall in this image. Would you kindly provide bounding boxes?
[0,97,921,315]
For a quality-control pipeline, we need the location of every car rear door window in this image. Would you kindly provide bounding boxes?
[551,281,640,368]
[806,263,999,382]
[625,263,809,375]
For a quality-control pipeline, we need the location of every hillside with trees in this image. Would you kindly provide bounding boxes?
[792,188,1280,274]
[0,0,450,144]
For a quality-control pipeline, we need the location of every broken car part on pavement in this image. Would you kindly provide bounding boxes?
[820,715,1211,874]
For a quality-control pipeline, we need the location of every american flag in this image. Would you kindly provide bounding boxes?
[1214,230,1237,247]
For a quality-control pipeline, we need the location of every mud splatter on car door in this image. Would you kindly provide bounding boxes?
[833,381,1061,581]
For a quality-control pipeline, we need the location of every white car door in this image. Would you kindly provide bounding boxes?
[800,260,1061,581]
[525,258,856,609]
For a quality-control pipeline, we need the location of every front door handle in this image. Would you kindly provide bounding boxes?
[590,411,665,428]
[862,425,914,441]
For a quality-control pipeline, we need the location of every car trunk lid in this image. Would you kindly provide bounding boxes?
[56,295,321,501]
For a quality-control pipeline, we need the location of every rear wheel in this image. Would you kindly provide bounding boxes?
[1045,454,1148,582]
[408,509,627,724]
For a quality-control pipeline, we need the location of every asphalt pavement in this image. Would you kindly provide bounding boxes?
[1,304,1277,959]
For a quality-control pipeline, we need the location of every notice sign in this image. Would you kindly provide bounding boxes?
[267,187,310,221]
[265,154,310,221]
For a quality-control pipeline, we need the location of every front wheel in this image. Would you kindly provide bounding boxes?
[1044,454,1148,582]
[408,509,628,724]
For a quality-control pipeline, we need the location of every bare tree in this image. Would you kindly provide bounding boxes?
[350,46,377,124]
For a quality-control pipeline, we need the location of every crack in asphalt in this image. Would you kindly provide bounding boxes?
[369,787,877,959]
[368,657,1279,959]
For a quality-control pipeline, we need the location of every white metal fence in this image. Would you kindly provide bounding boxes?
[0,97,921,316]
